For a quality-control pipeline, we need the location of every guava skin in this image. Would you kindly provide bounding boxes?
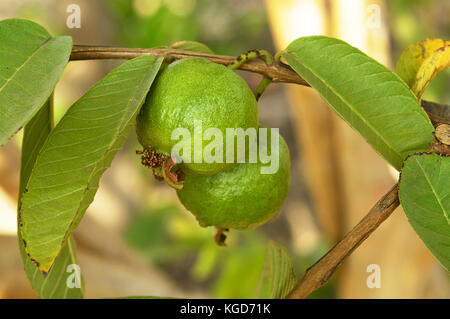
[177,131,291,230]
[136,57,258,176]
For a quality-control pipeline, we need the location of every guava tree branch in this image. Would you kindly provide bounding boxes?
[70,45,447,121]
[70,45,309,86]
[287,139,450,299]
[287,183,400,299]
[70,44,449,299]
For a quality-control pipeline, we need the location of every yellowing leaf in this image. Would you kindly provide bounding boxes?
[396,38,449,88]
[412,45,450,98]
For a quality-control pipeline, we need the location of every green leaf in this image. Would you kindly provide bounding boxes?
[254,241,297,299]
[19,98,53,193]
[170,40,214,54]
[396,38,449,88]
[282,36,435,170]
[19,236,83,298]
[399,153,450,271]
[0,19,72,146]
[18,95,84,298]
[20,55,163,273]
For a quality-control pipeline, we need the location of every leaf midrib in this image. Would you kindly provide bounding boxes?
[415,157,449,225]
[0,36,51,95]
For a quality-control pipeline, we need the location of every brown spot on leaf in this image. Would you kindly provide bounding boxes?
[27,255,40,269]
[419,41,426,58]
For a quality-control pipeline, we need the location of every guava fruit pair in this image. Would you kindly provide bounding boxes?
[136,56,290,232]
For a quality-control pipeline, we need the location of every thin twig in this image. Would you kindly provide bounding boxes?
[70,45,448,122]
[287,183,400,299]
[70,45,309,86]
[287,139,450,299]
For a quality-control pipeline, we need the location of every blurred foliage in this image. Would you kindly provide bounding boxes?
[124,202,336,298]
[124,203,267,298]
[105,0,274,55]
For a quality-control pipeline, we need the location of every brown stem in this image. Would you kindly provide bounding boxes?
[287,183,400,299]
[287,138,449,299]
[70,45,309,86]
[70,45,448,123]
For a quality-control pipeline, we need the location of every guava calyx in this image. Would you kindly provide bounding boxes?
[162,157,185,190]
[136,148,166,168]
[214,227,229,246]
[137,148,185,189]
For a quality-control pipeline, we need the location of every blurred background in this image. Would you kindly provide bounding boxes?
[0,0,449,298]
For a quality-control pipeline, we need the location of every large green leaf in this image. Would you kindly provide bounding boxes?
[254,241,297,299]
[18,95,84,298]
[281,36,434,170]
[20,55,163,273]
[399,153,450,271]
[0,19,72,146]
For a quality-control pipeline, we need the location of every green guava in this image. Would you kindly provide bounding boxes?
[176,129,291,230]
[136,57,258,176]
